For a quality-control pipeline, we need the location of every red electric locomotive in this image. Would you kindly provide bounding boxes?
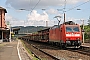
[49,21,82,48]
[19,21,82,48]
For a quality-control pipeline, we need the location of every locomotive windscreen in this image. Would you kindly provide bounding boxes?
[66,26,79,32]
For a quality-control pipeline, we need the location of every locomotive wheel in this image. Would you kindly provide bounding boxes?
[60,43,67,49]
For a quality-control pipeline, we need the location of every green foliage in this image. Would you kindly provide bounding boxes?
[13,26,48,33]
[80,17,90,40]
[84,25,90,32]
[84,24,90,40]
[84,32,89,39]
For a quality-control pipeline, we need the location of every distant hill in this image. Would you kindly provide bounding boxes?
[12,26,49,34]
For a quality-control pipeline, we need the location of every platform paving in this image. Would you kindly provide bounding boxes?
[0,39,32,60]
[81,43,90,48]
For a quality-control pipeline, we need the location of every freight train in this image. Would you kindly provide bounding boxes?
[19,21,82,48]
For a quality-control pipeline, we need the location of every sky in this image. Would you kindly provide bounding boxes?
[0,0,90,27]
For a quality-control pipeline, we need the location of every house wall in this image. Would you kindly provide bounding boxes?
[0,31,2,39]
[0,10,6,28]
[0,10,1,27]
[0,7,8,42]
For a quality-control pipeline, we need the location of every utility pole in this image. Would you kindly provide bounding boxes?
[81,20,84,44]
[64,13,66,23]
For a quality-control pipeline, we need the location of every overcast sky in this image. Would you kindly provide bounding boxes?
[0,0,90,27]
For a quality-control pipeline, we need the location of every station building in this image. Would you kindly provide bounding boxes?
[0,6,9,42]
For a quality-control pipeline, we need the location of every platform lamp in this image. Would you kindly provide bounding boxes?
[76,8,85,44]
[19,9,27,27]
[42,9,48,27]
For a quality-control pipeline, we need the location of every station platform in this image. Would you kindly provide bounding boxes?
[81,43,90,48]
[0,39,32,60]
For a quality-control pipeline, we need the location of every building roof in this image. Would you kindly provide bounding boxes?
[0,6,7,13]
[12,28,20,31]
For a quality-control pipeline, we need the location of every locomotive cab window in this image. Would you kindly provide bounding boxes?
[73,27,79,32]
[66,26,79,32]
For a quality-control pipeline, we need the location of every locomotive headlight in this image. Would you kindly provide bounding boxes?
[77,38,80,40]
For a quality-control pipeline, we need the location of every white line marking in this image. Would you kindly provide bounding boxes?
[17,40,22,60]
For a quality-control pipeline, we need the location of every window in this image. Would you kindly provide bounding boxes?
[66,26,79,32]
[73,27,79,32]
[66,27,72,32]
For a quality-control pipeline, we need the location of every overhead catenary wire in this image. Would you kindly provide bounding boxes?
[30,0,41,14]
[66,0,90,12]
[62,0,90,23]
[63,0,67,12]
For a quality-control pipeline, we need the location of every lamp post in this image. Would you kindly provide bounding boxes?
[19,9,28,27]
[42,9,48,27]
[76,8,85,44]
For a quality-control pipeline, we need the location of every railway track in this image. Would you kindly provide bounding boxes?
[67,47,90,56]
[23,40,62,60]
[31,44,61,60]
[22,39,90,60]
